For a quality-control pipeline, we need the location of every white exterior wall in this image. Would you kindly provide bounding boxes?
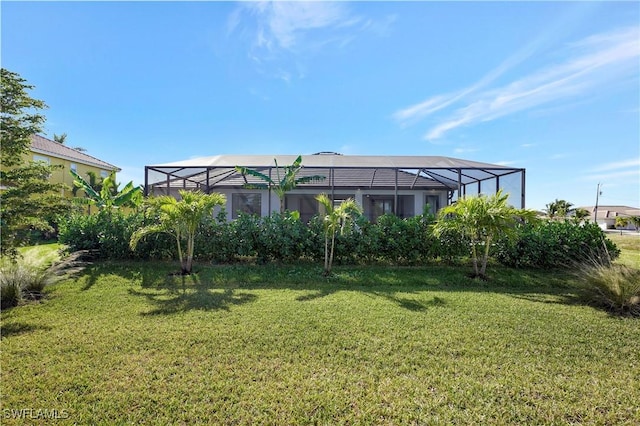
[155,187,449,221]
[217,188,448,221]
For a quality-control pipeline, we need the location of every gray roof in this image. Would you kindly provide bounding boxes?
[147,153,523,190]
[31,134,120,171]
[151,153,512,170]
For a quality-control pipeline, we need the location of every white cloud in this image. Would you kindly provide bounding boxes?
[549,153,569,160]
[591,157,640,172]
[584,169,640,181]
[392,25,640,141]
[228,2,392,81]
[231,2,367,55]
[453,147,479,154]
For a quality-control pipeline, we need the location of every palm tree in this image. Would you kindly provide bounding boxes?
[316,193,362,276]
[130,190,226,275]
[53,133,67,144]
[71,169,142,211]
[545,199,574,220]
[235,155,325,213]
[434,190,537,279]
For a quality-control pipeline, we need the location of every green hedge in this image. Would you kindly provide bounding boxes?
[494,221,620,269]
[58,211,618,269]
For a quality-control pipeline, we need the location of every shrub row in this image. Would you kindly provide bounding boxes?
[494,221,620,268]
[58,211,618,268]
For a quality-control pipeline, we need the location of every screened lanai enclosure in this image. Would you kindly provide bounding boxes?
[144,153,526,222]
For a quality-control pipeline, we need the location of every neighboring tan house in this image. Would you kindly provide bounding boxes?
[144,152,526,223]
[29,134,120,197]
[580,205,640,230]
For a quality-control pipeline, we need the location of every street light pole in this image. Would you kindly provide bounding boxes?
[594,183,602,224]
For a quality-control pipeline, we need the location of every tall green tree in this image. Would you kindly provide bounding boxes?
[235,155,325,213]
[545,199,575,220]
[71,169,142,211]
[315,193,362,276]
[434,190,538,279]
[130,190,226,275]
[1,68,68,257]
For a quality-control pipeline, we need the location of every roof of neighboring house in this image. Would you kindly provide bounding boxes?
[147,152,524,190]
[30,134,120,171]
[579,205,640,219]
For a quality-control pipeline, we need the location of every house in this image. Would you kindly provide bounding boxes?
[144,152,526,222]
[579,205,640,230]
[29,134,120,197]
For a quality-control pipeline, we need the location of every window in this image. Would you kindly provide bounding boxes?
[33,155,50,164]
[364,195,414,221]
[425,195,440,215]
[232,193,262,219]
[70,163,77,172]
[100,170,109,178]
[285,194,321,224]
[397,195,415,219]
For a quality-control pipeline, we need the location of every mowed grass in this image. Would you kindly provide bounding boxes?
[606,231,640,268]
[2,260,639,425]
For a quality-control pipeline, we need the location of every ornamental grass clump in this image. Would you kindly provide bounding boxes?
[0,249,87,309]
[578,262,640,317]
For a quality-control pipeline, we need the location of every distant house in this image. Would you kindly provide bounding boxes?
[144,152,526,222]
[29,134,120,197]
[580,205,640,230]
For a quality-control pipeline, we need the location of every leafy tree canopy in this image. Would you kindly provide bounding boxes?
[1,68,69,257]
[434,190,538,278]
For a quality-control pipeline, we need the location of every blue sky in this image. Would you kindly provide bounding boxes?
[2,1,638,210]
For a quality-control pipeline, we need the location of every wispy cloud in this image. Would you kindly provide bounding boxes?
[228,1,389,80]
[584,169,640,181]
[453,147,479,154]
[591,157,640,172]
[246,1,356,51]
[393,26,640,141]
[584,157,640,182]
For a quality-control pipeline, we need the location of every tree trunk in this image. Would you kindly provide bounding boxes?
[328,231,336,275]
[323,232,330,275]
[471,243,479,277]
[176,235,186,274]
[479,236,492,278]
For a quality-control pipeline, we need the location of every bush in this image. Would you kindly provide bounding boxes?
[0,250,85,309]
[58,210,174,260]
[495,221,620,269]
[1,274,21,309]
[578,263,640,317]
[254,212,311,263]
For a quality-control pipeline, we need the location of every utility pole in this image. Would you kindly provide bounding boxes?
[594,183,602,223]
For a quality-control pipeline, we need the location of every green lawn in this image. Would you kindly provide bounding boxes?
[606,232,640,268]
[2,260,639,425]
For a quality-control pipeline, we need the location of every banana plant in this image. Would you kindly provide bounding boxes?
[235,155,325,213]
[70,169,143,210]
